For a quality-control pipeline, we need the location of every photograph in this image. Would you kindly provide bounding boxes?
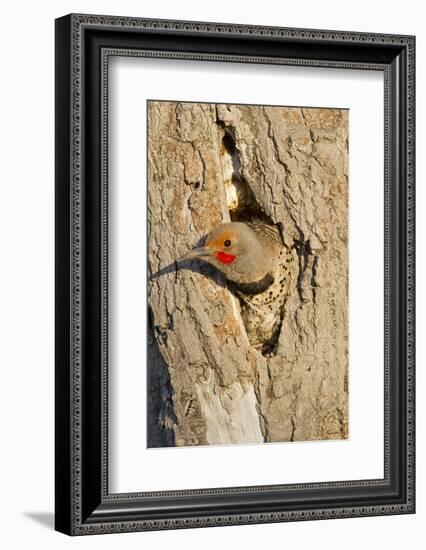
[147,100,349,448]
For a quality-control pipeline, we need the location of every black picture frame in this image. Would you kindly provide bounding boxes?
[55,13,415,535]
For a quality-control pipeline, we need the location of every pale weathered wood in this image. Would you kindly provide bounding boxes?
[147,101,348,447]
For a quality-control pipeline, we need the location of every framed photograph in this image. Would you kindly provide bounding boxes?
[55,14,415,535]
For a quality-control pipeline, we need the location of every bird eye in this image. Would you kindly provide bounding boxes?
[224,239,231,247]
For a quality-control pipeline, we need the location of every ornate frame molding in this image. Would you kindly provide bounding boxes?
[55,14,415,535]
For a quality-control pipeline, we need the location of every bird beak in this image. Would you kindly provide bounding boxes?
[176,245,212,263]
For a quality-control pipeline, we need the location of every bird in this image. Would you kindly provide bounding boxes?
[177,221,296,354]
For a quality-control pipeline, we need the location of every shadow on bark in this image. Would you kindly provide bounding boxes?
[147,306,176,448]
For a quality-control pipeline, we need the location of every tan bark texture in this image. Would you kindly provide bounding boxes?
[147,101,348,447]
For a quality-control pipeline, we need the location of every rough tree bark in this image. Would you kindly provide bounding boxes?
[147,101,348,447]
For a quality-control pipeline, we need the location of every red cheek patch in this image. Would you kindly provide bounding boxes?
[215,251,236,264]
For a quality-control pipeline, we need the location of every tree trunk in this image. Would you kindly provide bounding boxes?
[147,101,348,447]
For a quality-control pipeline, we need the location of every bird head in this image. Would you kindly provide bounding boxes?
[177,222,277,284]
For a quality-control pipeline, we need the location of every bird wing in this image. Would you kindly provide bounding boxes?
[247,221,283,247]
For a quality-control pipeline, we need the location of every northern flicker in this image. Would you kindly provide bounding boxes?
[177,221,296,353]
